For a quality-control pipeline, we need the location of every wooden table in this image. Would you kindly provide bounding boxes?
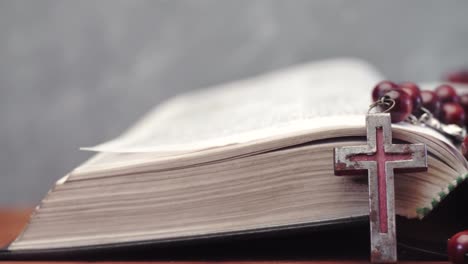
[0,208,448,263]
[0,208,32,249]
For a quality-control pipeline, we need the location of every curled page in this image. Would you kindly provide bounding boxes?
[83,58,383,154]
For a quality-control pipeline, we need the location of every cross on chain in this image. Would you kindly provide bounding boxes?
[334,113,427,263]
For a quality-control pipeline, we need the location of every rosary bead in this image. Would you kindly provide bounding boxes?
[384,89,413,123]
[399,82,422,111]
[446,70,468,84]
[420,90,441,117]
[459,94,468,127]
[440,102,465,126]
[447,230,468,264]
[372,81,398,101]
[462,137,468,160]
[435,84,459,104]
[459,94,468,109]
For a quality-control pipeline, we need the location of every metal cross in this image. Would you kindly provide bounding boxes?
[334,113,427,263]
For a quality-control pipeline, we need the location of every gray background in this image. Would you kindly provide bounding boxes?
[1,1,468,205]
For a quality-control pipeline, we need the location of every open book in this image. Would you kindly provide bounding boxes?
[3,58,467,260]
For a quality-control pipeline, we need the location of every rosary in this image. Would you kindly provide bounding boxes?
[333,73,468,263]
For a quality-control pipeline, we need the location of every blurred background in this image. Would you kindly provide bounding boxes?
[1,0,468,205]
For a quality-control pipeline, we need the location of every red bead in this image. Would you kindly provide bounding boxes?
[420,90,441,117]
[384,89,413,123]
[435,84,459,104]
[399,82,422,112]
[441,102,465,126]
[459,93,468,112]
[372,81,398,101]
[445,70,468,84]
[462,137,468,160]
[447,230,468,264]
[459,94,468,127]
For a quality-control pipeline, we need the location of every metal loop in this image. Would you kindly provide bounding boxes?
[368,96,396,114]
[419,106,433,119]
[406,114,419,124]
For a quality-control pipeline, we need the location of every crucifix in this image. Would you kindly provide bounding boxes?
[334,113,427,263]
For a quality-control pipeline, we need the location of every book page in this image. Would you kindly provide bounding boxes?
[84,58,383,154]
